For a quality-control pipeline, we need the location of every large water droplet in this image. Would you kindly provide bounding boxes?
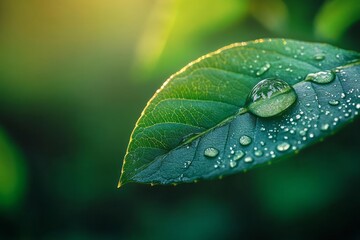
[276,142,290,152]
[239,135,252,146]
[305,70,335,84]
[204,147,219,158]
[256,63,271,76]
[246,78,297,117]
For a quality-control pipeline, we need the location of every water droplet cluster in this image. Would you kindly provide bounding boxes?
[200,66,359,173]
[180,42,359,180]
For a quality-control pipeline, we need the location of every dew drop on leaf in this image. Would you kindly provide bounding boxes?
[320,123,330,131]
[204,147,219,158]
[233,150,245,161]
[246,78,297,117]
[239,135,252,146]
[229,160,237,168]
[328,99,340,106]
[256,63,271,76]
[305,70,335,84]
[276,142,291,152]
[244,156,253,163]
[313,53,325,61]
[254,149,263,157]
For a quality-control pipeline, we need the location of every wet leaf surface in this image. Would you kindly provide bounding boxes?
[119,39,360,186]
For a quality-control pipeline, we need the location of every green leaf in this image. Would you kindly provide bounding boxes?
[119,39,360,186]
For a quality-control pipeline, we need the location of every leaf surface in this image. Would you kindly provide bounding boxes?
[119,39,360,186]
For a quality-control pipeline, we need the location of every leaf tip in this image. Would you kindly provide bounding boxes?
[117,177,131,188]
[118,157,129,188]
[117,172,128,188]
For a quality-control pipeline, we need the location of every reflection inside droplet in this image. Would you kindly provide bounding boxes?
[246,78,297,117]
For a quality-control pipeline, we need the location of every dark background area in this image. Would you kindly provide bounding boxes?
[1,0,360,239]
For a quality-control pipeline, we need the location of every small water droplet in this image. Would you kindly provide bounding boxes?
[254,150,263,157]
[239,135,252,146]
[244,156,253,163]
[246,78,297,117]
[328,99,339,106]
[276,142,291,152]
[233,150,245,161]
[356,103,360,109]
[313,53,325,61]
[299,130,306,136]
[305,70,335,84]
[184,160,192,168]
[204,147,219,158]
[229,160,237,168]
[256,63,271,76]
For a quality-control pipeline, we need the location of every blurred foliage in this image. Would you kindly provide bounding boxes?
[132,0,248,79]
[315,0,360,40]
[249,0,288,33]
[254,148,359,221]
[0,0,359,239]
[0,128,26,212]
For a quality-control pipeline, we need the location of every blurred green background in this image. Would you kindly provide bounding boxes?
[1,0,360,239]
